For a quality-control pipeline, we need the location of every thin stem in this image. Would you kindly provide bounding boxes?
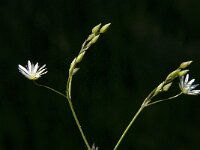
[33,81,66,98]
[146,92,183,107]
[67,94,91,150]
[113,92,183,150]
[113,105,146,150]
[66,74,91,150]
[34,80,91,149]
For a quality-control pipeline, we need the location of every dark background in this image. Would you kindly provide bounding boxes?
[1,0,200,150]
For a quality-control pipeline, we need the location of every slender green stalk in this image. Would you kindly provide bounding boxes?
[113,86,158,150]
[66,74,91,150]
[147,92,183,107]
[33,81,66,98]
[113,92,183,150]
[33,81,91,149]
[62,23,111,149]
[113,105,146,150]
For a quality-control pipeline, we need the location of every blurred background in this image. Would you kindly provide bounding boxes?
[1,0,200,149]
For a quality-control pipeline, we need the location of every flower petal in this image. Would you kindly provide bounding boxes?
[185,74,189,83]
[179,74,200,95]
[18,61,47,80]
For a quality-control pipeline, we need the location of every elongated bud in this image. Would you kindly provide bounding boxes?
[90,35,100,44]
[179,69,189,77]
[87,33,95,41]
[179,61,193,69]
[100,23,111,33]
[92,23,101,34]
[70,58,76,68]
[76,51,86,63]
[154,82,164,96]
[69,58,77,74]
[163,82,173,92]
[86,35,100,48]
[166,69,181,81]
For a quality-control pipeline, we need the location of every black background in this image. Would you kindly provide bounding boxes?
[1,0,200,149]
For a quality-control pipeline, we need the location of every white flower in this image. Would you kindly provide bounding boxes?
[91,144,98,150]
[18,60,47,80]
[179,74,200,95]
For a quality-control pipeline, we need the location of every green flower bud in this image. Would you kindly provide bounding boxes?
[178,69,189,77]
[163,82,173,92]
[166,69,181,81]
[92,23,101,34]
[70,58,76,68]
[154,82,164,96]
[86,35,100,47]
[90,35,100,44]
[179,61,193,69]
[87,33,95,41]
[100,23,111,33]
[69,58,77,74]
[76,51,86,63]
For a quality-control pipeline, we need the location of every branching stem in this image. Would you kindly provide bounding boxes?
[33,81,91,150]
[113,92,183,150]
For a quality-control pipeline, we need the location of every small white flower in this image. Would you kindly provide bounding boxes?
[179,74,200,95]
[91,144,98,150]
[18,60,47,80]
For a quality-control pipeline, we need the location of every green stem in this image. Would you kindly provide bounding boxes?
[147,92,183,107]
[33,81,66,98]
[34,80,91,149]
[66,74,91,150]
[114,105,146,150]
[113,92,183,150]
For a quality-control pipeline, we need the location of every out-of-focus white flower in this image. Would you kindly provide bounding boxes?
[91,144,98,150]
[18,60,47,80]
[179,74,200,95]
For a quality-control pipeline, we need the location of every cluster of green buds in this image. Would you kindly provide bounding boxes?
[142,61,193,106]
[69,23,111,76]
[66,23,110,149]
[67,23,111,99]
[156,61,192,94]
[113,60,199,150]
[165,61,192,82]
